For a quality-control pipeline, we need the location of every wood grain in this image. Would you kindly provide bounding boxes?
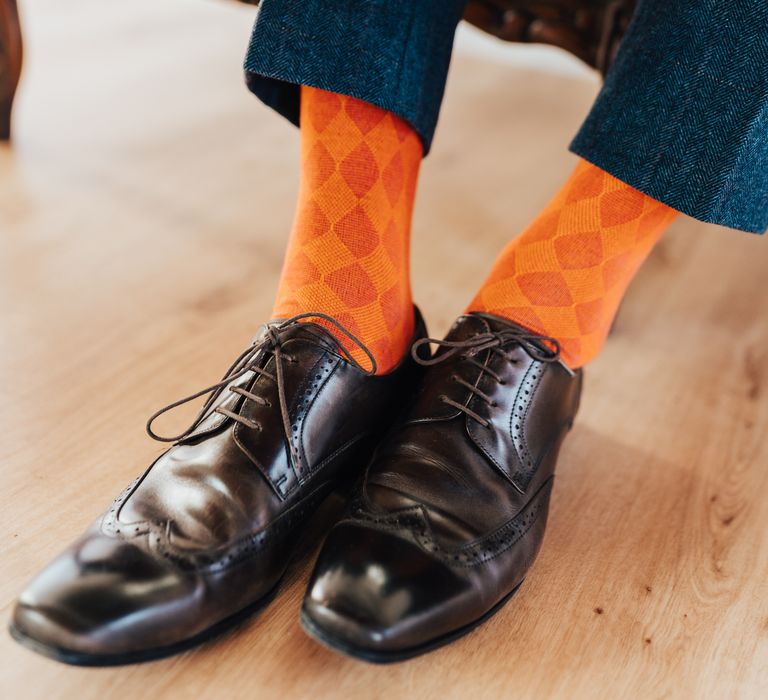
[1,2,766,698]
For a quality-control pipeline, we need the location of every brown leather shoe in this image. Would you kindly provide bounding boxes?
[10,310,426,665]
[301,312,582,662]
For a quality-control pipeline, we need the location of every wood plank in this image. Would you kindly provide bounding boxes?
[1,2,766,698]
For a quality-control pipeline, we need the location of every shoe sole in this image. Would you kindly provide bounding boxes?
[8,579,283,667]
[299,578,525,664]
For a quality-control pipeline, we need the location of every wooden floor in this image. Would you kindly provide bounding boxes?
[2,2,767,698]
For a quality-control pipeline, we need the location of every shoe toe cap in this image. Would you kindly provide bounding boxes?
[11,533,198,661]
[302,522,476,659]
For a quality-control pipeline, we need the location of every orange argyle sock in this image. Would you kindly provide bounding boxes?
[468,160,678,368]
[273,86,422,374]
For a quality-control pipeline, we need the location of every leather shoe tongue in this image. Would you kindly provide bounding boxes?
[461,311,540,337]
[444,313,493,342]
[251,318,287,344]
[252,318,340,352]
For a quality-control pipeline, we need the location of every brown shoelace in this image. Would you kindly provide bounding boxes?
[410,325,562,428]
[145,314,376,467]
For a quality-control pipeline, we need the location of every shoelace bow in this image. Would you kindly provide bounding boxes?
[410,326,562,428]
[145,314,377,461]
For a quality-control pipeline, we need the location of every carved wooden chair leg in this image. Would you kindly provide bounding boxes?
[0,0,23,141]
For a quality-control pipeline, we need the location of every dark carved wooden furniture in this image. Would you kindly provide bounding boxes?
[0,0,636,141]
[463,0,636,75]
[0,0,22,140]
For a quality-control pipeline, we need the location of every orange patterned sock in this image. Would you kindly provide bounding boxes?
[468,160,678,368]
[273,86,422,374]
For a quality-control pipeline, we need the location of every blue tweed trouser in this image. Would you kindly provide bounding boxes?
[245,0,768,234]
